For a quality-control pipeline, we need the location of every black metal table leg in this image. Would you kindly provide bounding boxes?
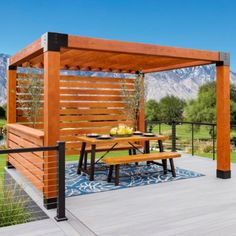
[108,165,114,182]
[90,144,96,181]
[158,140,167,174]
[84,152,88,170]
[162,159,168,175]
[169,158,176,177]
[145,140,150,165]
[115,165,120,186]
[133,149,138,166]
[77,142,86,174]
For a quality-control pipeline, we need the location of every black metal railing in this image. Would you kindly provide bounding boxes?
[146,120,216,160]
[0,141,67,222]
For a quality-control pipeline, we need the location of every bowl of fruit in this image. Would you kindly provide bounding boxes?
[110,124,133,137]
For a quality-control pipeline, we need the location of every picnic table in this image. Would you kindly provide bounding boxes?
[77,134,169,181]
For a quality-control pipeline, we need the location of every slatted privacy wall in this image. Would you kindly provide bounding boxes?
[15,72,138,155]
[60,75,135,155]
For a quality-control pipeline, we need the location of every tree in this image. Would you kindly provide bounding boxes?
[121,72,145,130]
[159,95,186,123]
[185,82,216,123]
[185,81,236,124]
[145,99,160,121]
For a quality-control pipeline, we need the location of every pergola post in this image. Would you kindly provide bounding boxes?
[43,51,60,208]
[216,53,231,179]
[6,66,17,168]
[138,73,145,132]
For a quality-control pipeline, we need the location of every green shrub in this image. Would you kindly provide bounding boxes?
[0,184,31,227]
[202,144,213,153]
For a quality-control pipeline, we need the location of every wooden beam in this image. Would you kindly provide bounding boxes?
[138,74,145,132]
[216,65,231,178]
[9,38,43,66]
[68,35,220,61]
[142,61,213,73]
[7,68,17,168]
[7,69,17,123]
[43,51,60,206]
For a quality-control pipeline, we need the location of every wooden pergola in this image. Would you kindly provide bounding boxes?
[7,32,231,206]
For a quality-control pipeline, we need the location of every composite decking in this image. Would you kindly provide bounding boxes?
[2,154,236,236]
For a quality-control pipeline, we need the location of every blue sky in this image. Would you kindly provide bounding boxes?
[1,0,235,71]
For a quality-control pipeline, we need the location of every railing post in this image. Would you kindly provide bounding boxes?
[145,120,148,132]
[192,123,194,156]
[212,124,216,160]
[55,141,68,222]
[171,120,176,152]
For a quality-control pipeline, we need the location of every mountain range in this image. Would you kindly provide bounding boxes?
[0,53,236,105]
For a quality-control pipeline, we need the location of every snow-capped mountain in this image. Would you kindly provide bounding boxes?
[0,54,9,105]
[145,65,236,101]
[0,53,236,104]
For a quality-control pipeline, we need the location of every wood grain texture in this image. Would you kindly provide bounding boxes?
[7,70,17,124]
[9,38,42,66]
[68,35,219,61]
[216,65,231,171]
[77,135,168,144]
[103,152,181,164]
[43,51,60,199]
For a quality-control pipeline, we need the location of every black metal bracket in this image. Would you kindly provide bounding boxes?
[95,143,119,163]
[41,32,68,52]
[8,65,17,70]
[216,169,231,179]
[216,52,230,66]
[128,142,144,154]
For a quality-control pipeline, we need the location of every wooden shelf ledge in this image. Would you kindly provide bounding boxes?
[7,123,44,139]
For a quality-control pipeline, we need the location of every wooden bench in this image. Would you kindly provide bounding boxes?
[102,152,181,186]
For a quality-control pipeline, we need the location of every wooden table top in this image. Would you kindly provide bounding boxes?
[77,134,169,144]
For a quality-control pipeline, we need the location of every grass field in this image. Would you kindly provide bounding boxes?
[0,118,6,127]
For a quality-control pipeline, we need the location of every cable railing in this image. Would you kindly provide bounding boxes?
[145,120,236,160]
[0,141,67,227]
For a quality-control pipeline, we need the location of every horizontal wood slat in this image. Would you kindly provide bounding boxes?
[7,124,44,139]
[60,95,126,101]
[7,123,44,191]
[60,89,132,95]
[60,127,112,135]
[60,115,128,121]
[60,101,127,108]
[60,109,125,115]
[60,121,133,128]
[8,140,43,169]
[60,75,135,83]
[8,156,43,190]
[60,81,134,89]
[9,152,43,178]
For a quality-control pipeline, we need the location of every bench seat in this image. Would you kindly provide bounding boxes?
[102,152,181,164]
[103,152,181,185]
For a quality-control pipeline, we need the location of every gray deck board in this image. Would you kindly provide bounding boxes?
[2,154,236,235]
[66,155,236,235]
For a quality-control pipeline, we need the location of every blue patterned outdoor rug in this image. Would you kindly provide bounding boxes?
[65,163,204,197]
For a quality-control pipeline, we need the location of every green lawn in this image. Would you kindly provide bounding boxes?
[151,123,236,139]
[0,118,6,127]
